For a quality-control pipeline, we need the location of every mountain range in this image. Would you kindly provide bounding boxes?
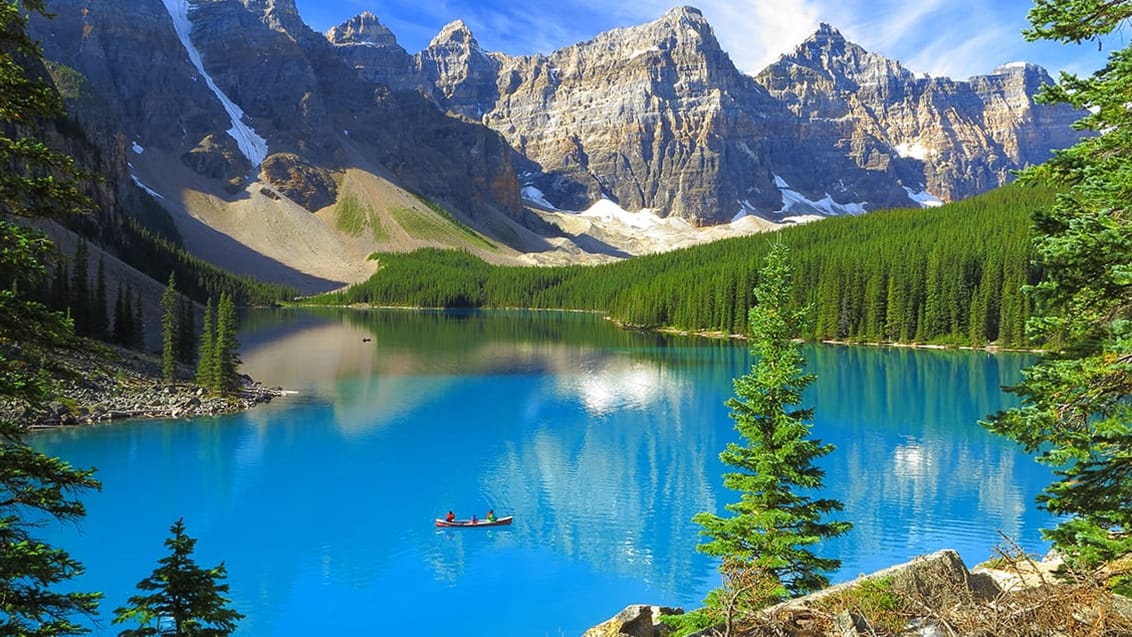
[28,1,1081,291]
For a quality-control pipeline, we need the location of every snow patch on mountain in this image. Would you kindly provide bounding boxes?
[130,173,164,200]
[517,193,791,263]
[161,0,268,169]
[904,186,944,207]
[521,185,558,210]
[775,175,867,216]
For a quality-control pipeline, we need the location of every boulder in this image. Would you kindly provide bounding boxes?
[887,549,973,610]
[260,153,337,212]
[583,604,682,637]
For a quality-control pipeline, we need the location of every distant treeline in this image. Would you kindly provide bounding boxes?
[308,184,1051,348]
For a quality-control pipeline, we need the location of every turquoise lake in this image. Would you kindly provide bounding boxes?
[33,309,1053,636]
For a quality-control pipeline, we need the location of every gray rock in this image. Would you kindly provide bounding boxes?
[31,0,522,227]
[414,12,1081,224]
[47,401,70,416]
[966,570,1004,602]
[833,609,861,637]
[582,604,682,637]
[887,549,972,610]
[27,1,1084,239]
[756,26,1082,204]
[260,153,337,211]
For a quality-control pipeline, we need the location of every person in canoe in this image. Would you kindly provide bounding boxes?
[446,511,455,523]
[471,514,478,524]
[486,509,496,522]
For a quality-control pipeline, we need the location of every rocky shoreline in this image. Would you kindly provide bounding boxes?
[6,342,283,429]
[585,550,1132,636]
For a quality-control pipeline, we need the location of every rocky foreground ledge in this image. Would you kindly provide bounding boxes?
[4,343,283,428]
[586,549,1132,636]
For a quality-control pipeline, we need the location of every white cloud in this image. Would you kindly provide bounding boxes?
[695,0,823,73]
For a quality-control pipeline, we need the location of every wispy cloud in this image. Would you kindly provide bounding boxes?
[904,23,1021,78]
[695,0,823,73]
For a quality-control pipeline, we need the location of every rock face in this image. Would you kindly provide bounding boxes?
[756,24,1082,203]
[386,8,1080,224]
[31,2,1081,239]
[412,7,803,224]
[260,153,337,212]
[29,0,522,221]
[417,20,503,120]
[325,11,417,89]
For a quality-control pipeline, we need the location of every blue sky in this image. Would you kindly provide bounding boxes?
[293,0,1122,79]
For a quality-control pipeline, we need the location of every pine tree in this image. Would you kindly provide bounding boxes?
[982,0,1132,588]
[0,0,102,632]
[113,518,243,637]
[50,258,69,314]
[132,288,144,349]
[92,255,108,340]
[177,297,195,365]
[694,242,850,607]
[113,282,130,346]
[212,292,240,394]
[195,297,215,389]
[160,273,178,383]
[70,239,89,335]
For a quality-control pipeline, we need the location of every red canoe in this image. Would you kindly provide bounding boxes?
[435,516,513,528]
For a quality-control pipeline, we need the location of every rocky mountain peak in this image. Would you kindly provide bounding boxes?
[430,19,479,50]
[987,60,1045,81]
[239,0,302,26]
[661,5,707,25]
[811,22,845,42]
[643,5,718,47]
[238,0,317,44]
[782,23,913,88]
[417,19,499,120]
[326,11,398,47]
[33,0,1084,248]
[240,0,299,15]
[989,61,1042,77]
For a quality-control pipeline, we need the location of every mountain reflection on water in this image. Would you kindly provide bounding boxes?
[34,309,1051,637]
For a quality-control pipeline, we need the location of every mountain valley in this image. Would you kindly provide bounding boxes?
[28,1,1082,292]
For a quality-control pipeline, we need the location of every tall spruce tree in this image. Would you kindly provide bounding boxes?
[212,292,239,394]
[69,239,89,335]
[694,242,850,605]
[982,0,1132,585]
[113,282,137,347]
[132,288,144,349]
[92,255,107,340]
[176,297,195,365]
[0,0,102,632]
[160,273,178,383]
[113,519,243,637]
[194,297,215,389]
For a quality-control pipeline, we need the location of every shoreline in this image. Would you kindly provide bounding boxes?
[288,303,1048,353]
[10,341,285,430]
[647,325,1047,354]
[28,380,284,429]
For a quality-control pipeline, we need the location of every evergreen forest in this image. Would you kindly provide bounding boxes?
[311,183,1051,348]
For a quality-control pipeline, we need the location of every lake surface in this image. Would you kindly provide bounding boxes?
[33,309,1053,636]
